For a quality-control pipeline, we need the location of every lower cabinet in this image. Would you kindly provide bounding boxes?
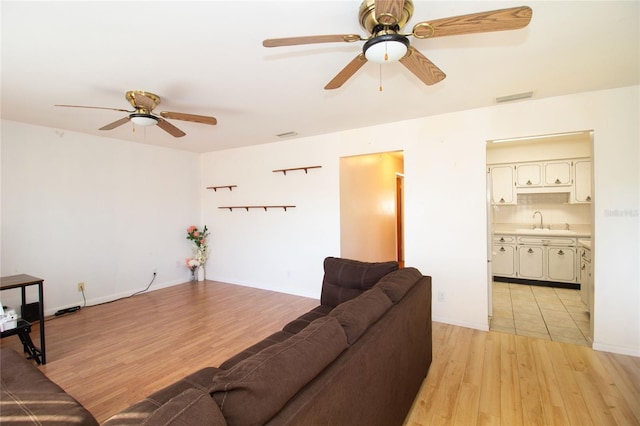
[493,244,516,276]
[492,235,516,277]
[518,245,544,279]
[547,247,576,282]
[493,234,578,283]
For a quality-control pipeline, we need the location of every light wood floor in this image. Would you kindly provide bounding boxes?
[2,280,639,425]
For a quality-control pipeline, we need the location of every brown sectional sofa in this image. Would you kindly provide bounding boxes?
[0,346,98,425]
[1,257,432,425]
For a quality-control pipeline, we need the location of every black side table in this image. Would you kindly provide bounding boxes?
[0,274,46,364]
[1,319,43,364]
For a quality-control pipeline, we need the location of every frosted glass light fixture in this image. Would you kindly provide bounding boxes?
[363,34,410,63]
[130,113,158,127]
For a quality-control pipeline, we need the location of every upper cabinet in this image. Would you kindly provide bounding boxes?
[490,165,515,205]
[573,159,592,203]
[516,160,572,191]
[516,163,542,187]
[490,158,591,204]
[544,161,572,186]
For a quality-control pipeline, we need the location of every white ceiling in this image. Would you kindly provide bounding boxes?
[1,1,638,153]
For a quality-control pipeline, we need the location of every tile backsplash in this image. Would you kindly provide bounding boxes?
[493,193,592,227]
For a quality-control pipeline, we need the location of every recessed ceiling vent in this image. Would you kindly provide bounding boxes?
[496,91,533,103]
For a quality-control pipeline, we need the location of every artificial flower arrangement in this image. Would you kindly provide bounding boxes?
[185,225,209,279]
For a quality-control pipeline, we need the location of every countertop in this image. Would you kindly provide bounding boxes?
[493,223,591,238]
[578,239,592,249]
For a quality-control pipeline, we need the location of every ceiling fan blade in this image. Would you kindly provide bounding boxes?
[399,47,446,86]
[412,6,532,39]
[99,116,131,131]
[160,111,217,126]
[375,0,405,26]
[263,34,362,47]
[55,104,131,113]
[324,54,368,90]
[156,117,186,138]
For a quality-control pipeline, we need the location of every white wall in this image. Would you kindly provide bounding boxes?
[202,86,639,356]
[1,121,201,314]
[1,86,637,356]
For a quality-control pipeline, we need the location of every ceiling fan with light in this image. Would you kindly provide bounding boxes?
[55,90,218,138]
[263,0,532,89]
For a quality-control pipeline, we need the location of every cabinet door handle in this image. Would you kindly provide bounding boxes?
[500,237,505,242]
[528,248,534,254]
[586,195,591,201]
[558,250,565,256]
[499,197,505,203]
[555,178,561,184]
[526,180,532,185]
[500,247,506,252]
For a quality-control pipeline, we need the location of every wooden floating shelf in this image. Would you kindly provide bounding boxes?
[206,185,237,192]
[273,166,322,175]
[218,205,296,212]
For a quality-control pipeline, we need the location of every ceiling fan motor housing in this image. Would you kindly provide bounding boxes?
[359,0,414,33]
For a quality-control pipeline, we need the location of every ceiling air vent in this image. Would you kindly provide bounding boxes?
[496,91,533,103]
[276,131,298,138]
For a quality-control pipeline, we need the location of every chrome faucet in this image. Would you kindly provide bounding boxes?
[533,211,543,229]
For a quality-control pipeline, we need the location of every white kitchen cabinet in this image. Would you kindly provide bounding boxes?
[544,161,572,186]
[579,246,591,305]
[490,166,515,205]
[516,236,578,283]
[515,163,542,187]
[547,247,576,282]
[518,245,544,279]
[574,159,592,203]
[492,235,516,277]
[489,157,592,201]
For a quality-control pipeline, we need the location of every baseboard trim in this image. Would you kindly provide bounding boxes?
[493,276,579,290]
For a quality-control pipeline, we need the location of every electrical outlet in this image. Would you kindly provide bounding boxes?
[438,290,446,302]
[77,282,85,292]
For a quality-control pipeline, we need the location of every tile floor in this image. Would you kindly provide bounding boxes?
[490,281,591,346]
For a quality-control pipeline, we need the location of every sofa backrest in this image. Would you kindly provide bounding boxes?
[209,316,348,426]
[267,275,432,426]
[320,257,399,307]
[329,286,393,345]
[374,267,424,302]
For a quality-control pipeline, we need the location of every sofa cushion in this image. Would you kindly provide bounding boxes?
[329,286,393,344]
[320,257,399,307]
[375,267,423,303]
[103,367,221,425]
[209,316,348,426]
[219,330,293,370]
[141,388,225,426]
[282,305,333,334]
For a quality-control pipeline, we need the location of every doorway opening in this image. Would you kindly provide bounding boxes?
[486,131,594,346]
[339,151,404,264]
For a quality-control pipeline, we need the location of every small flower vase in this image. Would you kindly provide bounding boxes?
[190,268,197,282]
[197,265,205,282]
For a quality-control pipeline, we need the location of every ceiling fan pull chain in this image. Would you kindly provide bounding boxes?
[379,64,383,92]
